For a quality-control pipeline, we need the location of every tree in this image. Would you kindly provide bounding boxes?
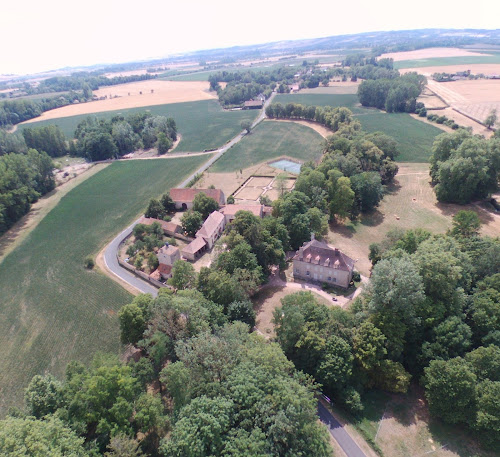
[329,176,355,222]
[160,193,176,213]
[181,210,203,237]
[450,210,481,238]
[192,193,219,219]
[0,416,89,456]
[147,252,159,271]
[241,120,251,133]
[24,374,64,418]
[168,259,196,290]
[275,173,288,198]
[105,434,144,457]
[144,198,165,219]
[119,302,148,345]
[227,300,256,327]
[485,109,497,129]
[424,357,477,424]
[351,172,384,212]
[156,132,172,155]
[316,335,353,391]
[352,322,387,372]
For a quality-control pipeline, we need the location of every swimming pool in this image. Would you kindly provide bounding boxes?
[269,159,302,174]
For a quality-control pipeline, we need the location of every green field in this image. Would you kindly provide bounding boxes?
[355,112,443,162]
[273,93,364,112]
[272,93,443,163]
[20,100,258,152]
[211,120,324,172]
[395,52,500,69]
[0,156,207,415]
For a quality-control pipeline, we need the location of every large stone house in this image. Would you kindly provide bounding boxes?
[292,237,355,289]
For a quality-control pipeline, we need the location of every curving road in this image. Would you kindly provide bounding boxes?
[103,93,276,296]
[318,401,368,457]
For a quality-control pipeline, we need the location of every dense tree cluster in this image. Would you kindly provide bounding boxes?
[357,72,427,113]
[267,106,398,225]
[0,148,55,235]
[73,112,177,161]
[0,283,332,456]
[22,125,68,157]
[363,214,500,446]
[429,130,500,203]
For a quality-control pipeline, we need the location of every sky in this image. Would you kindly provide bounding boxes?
[1,0,499,75]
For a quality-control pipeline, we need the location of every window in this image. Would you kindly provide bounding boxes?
[327,276,332,281]
[306,271,310,276]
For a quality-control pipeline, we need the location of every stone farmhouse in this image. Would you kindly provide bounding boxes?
[181,210,226,261]
[152,244,180,280]
[292,237,355,289]
[170,188,226,210]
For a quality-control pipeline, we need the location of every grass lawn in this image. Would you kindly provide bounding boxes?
[355,112,443,163]
[0,155,207,416]
[395,53,500,69]
[19,100,258,152]
[273,93,364,112]
[330,388,495,457]
[211,120,324,172]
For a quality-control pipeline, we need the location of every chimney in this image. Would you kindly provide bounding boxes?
[311,232,315,241]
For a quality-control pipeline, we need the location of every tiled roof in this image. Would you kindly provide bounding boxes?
[170,188,225,205]
[244,100,263,107]
[137,217,181,234]
[158,263,172,276]
[150,269,161,281]
[182,237,207,255]
[294,239,354,272]
[221,204,263,218]
[196,211,225,239]
[159,245,179,256]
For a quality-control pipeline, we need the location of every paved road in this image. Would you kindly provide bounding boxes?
[103,93,276,295]
[317,401,368,457]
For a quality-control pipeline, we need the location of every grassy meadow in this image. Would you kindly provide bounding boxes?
[211,120,324,172]
[0,155,207,415]
[272,93,443,162]
[394,52,500,69]
[20,100,258,152]
[273,93,364,112]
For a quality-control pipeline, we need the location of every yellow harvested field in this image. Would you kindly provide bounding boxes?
[329,163,500,276]
[21,81,216,123]
[380,47,490,61]
[423,79,500,134]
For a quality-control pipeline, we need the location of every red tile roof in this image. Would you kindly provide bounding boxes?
[170,188,225,205]
[196,211,225,239]
[137,217,181,234]
[158,263,172,276]
[244,100,263,107]
[221,204,263,218]
[294,239,354,272]
[182,237,207,255]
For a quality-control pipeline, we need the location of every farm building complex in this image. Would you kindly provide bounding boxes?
[170,188,226,210]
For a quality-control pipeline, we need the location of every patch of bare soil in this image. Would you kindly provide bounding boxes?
[0,163,108,264]
[21,81,216,123]
[380,47,490,61]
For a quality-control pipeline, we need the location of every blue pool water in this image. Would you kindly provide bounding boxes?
[269,159,302,174]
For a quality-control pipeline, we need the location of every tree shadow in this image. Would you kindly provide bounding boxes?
[329,221,356,239]
[435,200,495,225]
[384,179,402,195]
[0,206,42,259]
[360,209,385,227]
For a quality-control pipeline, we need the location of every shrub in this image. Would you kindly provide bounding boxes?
[84,256,95,269]
[352,271,361,282]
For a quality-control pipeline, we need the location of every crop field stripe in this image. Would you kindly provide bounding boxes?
[19,100,258,153]
[395,53,500,69]
[271,92,442,163]
[0,155,207,415]
[211,120,324,172]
